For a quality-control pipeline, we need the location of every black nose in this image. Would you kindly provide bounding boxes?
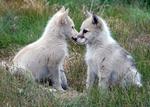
[78,35,84,38]
[72,37,77,41]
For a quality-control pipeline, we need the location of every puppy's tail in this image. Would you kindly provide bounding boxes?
[131,68,143,87]
[0,60,10,71]
[0,60,33,79]
[0,60,21,75]
[135,72,142,87]
[0,60,16,74]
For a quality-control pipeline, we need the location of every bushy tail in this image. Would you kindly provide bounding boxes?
[0,60,17,74]
[130,68,142,87]
[0,60,33,79]
[135,72,142,87]
[0,60,10,71]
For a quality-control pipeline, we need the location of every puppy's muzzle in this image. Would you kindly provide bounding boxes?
[78,35,85,39]
[71,37,77,41]
[72,35,85,41]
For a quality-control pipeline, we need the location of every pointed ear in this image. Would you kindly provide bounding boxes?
[92,14,99,25]
[59,6,65,13]
[59,12,68,25]
[85,10,92,17]
[65,8,69,14]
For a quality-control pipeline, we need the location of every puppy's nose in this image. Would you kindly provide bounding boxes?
[72,37,77,41]
[78,35,84,38]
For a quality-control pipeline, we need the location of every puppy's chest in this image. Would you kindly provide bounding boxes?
[85,48,95,64]
[61,42,68,55]
[85,47,104,65]
[57,42,69,56]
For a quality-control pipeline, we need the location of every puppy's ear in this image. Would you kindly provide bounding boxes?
[85,10,92,17]
[65,8,69,14]
[59,11,68,25]
[59,6,65,12]
[92,14,102,29]
[92,14,99,25]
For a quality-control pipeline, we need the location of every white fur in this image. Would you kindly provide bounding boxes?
[12,7,78,91]
[75,13,142,89]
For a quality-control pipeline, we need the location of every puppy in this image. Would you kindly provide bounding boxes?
[13,7,78,91]
[72,12,142,89]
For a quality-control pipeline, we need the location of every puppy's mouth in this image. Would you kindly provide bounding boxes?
[71,37,77,41]
[72,37,87,45]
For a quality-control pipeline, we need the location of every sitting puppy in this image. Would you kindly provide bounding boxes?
[12,7,78,91]
[72,12,142,89]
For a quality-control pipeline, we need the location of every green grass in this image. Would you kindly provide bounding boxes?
[0,0,150,107]
[0,68,59,107]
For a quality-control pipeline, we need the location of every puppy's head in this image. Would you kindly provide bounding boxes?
[54,7,78,39]
[72,11,106,44]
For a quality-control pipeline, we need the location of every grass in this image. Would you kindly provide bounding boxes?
[0,68,59,107]
[0,0,150,106]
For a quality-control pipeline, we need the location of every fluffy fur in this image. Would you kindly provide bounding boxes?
[12,7,78,91]
[73,12,142,89]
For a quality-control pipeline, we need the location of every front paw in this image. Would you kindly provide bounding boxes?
[57,87,66,92]
[61,83,68,90]
[54,86,65,92]
[60,69,68,90]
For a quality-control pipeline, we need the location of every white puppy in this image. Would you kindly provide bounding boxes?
[13,7,78,91]
[72,12,142,89]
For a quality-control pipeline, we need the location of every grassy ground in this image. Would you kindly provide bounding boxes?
[0,0,150,106]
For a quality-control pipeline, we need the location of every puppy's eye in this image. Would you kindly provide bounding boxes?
[83,29,89,33]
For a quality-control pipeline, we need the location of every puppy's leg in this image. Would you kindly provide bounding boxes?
[98,70,109,89]
[59,64,68,90]
[98,77,108,89]
[60,70,68,90]
[86,66,96,89]
[49,66,64,91]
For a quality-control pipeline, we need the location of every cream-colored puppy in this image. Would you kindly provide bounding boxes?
[13,7,78,91]
[73,12,142,89]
